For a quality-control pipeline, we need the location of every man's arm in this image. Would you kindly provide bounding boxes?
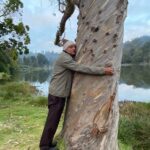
[61,55,109,75]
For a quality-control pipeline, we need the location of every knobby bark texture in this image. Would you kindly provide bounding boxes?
[61,0,128,149]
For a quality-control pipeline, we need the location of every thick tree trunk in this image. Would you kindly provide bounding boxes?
[61,0,128,149]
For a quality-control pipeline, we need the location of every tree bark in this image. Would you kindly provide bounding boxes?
[61,0,128,149]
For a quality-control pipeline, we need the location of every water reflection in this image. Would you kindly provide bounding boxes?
[120,65,150,89]
[12,66,150,101]
[12,70,52,83]
[12,70,52,96]
[118,83,150,102]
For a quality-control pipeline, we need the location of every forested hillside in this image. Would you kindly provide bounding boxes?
[122,36,150,64]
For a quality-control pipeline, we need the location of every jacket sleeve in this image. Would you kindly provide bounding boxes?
[61,55,105,75]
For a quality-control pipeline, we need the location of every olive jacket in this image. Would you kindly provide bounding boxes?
[49,50,105,98]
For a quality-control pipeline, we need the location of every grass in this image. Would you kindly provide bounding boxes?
[0,72,11,80]
[0,81,64,150]
[118,101,150,150]
[0,82,45,150]
[0,81,149,150]
[0,104,46,150]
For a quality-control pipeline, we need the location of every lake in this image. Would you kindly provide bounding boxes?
[12,65,150,102]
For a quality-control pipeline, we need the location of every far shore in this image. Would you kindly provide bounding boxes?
[121,63,150,66]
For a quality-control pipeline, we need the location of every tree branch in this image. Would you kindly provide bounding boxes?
[57,0,66,13]
[54,0,76,46]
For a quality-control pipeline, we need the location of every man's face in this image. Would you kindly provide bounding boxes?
[66,44,76,56]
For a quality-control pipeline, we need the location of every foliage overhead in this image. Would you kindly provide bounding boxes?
[0,0,30,55]
[0,0,30,73]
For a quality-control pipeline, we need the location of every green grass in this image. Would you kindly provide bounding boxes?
[0,82,45,149]
[0,82,149,150]
[118,140,132,150]
[0,104,65,150]
[118,101,150,150]
[0,81,64,150]
[0,72,11,80]
[0,104,46,150]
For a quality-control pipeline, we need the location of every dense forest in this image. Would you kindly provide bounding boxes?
[18,51,58,67]
[122,36,150,64]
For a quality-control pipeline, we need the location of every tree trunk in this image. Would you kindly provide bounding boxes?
[61,0,128,149]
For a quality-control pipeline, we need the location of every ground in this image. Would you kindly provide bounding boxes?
[0,82,149,150]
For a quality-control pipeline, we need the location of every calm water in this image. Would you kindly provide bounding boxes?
[13,65,150,102]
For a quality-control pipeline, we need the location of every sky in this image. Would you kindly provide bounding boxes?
[21,0,150,53]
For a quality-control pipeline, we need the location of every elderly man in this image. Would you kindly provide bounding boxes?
[39,40,114,150]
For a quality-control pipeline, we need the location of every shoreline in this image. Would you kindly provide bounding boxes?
[121,63,150,66]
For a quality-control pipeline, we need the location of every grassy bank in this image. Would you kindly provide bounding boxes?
[0,81,64,150]
[118,101,150,150]
[0,82,149,150]
[0,82,46,150]
[0,72,11,80]
[17,65,51,73]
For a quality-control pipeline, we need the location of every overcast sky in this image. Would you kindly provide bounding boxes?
[21,0,150,53]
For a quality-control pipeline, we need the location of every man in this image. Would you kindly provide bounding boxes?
[39,40,114,150]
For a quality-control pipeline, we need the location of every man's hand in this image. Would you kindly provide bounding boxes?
[104,67,114,75]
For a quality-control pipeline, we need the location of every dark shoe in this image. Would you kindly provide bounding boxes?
[49,141,57,147]
[40,146,50,150]
[40,145,58,150]
[49,147,59,150]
